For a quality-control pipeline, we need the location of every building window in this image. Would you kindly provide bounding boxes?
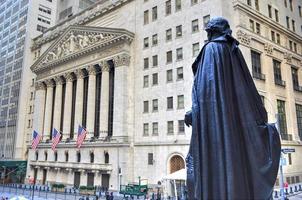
[152,34,158,46]
[203,15,210,28]
[176,48,183,60]
[247,0,251,6]
[255,23,261,34]
[144,10,149,25]
[192,19,199,33]
[255,0,259,11]
[77,152,81,162]
[286,16,290,29]
[44,151,48,161]
[167,69,173,82]
[289,0,293,11]
[177,67,184,80]
[37,25,47,33]
[175,0,181,11]
[166,29,172,41]
[251,50,265,80]
[152,99,158,112]
[275,9,279,22]
[276,33,280,44]
[178,120,185,133]
[143,75,149,88]
[152,55,158,67]
[90,152,94,163]
[289,40,293,50]
[152,122,158,135]
[144,37,149,48]
[65,152,69,162]
[166,0,171,15]
[177,95,184,109]
[299,6,302,17]
[35,152,38,161]
[271,31,275,42]
[249,19,255,32]
[170,155,185,173]
[143,123,149,136]
[268,5,272,18]
[293,43,297,53]
[152,73,158,85]
[143,101,149,113]
[167,97,173,110]
[166,51,172,63]
[192,43,199,57]
[54,152,58,161]
[148,153,153,165]
[144,58,149,69]
[292,67,300,90]
[191,0,198,5]
[176,25,182,38]
[152,6,157,21]
[288,153,292,165]
[104,152,109,164]
[167,121,174,135]
[292,20,295,32]
[284,0,287,7]
[295,104,302,141]
[277,100,288,137]
[273,59,285,87]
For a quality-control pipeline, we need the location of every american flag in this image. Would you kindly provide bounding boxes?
[31,130,41,150]
[51,128,61,151]
[77,125,87,148]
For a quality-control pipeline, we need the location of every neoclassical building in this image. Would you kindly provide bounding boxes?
[25,0,302,192]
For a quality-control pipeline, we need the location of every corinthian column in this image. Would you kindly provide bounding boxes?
[43,79,55,141]
[86,65,97,138]
[112,54,131,137]
[33,82,46,135]
[74,69,85,140]
[52,76,64,132]
[99,61,110,138]
[63,73,74,140]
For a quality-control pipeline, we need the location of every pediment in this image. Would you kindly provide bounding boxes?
[31,25,134,73]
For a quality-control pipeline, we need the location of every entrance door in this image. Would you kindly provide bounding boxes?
[101,174,110,189]
[87,173,94,187]
[42,169,47,185]
[74,172,81,188]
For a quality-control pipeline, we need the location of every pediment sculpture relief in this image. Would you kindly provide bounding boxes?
[42,31,113,64]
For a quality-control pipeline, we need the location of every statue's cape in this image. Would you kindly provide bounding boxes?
[186,35,281,199]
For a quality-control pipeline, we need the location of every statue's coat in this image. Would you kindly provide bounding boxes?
[186,17,281,200]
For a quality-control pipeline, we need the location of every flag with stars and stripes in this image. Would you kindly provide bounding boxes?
[77,125,87,148]
[31,130,41,150]
[51,128,61,151]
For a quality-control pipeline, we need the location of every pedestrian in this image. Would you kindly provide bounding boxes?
[109,192,114,200]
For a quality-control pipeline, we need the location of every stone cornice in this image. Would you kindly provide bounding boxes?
[30,25,134,74]
[233,0,302,43]
[32,0,134,48]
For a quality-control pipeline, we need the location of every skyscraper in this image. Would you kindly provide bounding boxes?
[0,0,57,161]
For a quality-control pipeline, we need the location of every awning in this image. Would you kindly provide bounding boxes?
[162,168,186,181]
[0,160,27,168]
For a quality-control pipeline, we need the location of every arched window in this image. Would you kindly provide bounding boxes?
[65,151,69,162]
[104,152,109,164]
[77,152,81,162]
[44,151,48,161]
[54,152,58,161]
[169,155,185,174]
[35,151,38,161]
[90,152,94,163]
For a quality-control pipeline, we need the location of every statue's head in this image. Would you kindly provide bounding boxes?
[205,17,232,40]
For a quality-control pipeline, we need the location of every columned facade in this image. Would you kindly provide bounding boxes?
[27,25,134,190]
